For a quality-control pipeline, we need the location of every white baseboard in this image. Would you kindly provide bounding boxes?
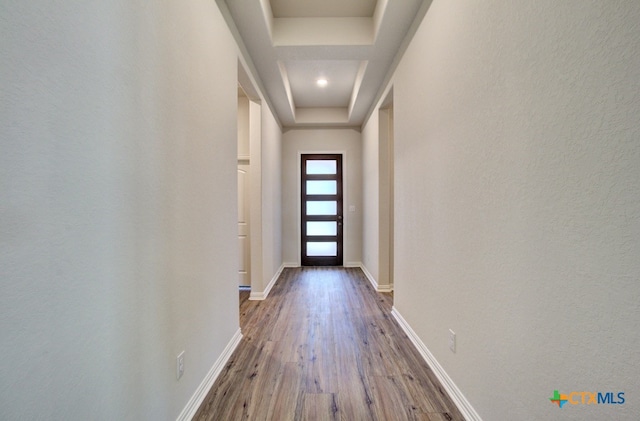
[349,262,394,293]
[391,308,482,421]
[176,328,243,421]
[356,262,378,290]
[249,262,289,300]
[376,283,393,292]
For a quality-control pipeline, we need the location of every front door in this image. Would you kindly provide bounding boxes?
[301,154,343,266]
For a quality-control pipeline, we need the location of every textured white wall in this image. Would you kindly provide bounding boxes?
[282,129,363,265]
[393,1,640,419]
[1,1,239,419]
[260,106,283,287]
[362,113,381,280]
[377,108,393,288]
[362,106,393,289]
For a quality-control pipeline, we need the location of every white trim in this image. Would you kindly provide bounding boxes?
[358,262,378,290]
[391,308,482,421]
[376,283,393,293]
[176,328,243,421]
[249,262,287,300]
[349,262,394,293]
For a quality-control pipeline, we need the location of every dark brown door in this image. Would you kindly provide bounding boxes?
[301,154,343,266]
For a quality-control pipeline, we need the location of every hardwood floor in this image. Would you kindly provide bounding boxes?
[194,267,464,421]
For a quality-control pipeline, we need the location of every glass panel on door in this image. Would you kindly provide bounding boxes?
[306,221,337,236]
[306,201,337,215]
[306,160,337,175]
[306,242,338,257]
[306,180,337,195]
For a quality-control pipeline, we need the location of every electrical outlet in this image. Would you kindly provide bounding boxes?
[177,351,185,380]
[449,329,456,353]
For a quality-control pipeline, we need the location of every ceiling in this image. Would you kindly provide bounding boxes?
[218,0,431,130]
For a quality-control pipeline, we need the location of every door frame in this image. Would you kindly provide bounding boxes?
[301,154,343,266]
[296,150,348,266]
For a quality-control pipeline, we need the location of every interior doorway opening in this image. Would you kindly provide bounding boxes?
[237,58,262,295]
[378,89,395,293]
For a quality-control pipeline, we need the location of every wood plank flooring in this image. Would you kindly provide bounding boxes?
[194,267,464,421]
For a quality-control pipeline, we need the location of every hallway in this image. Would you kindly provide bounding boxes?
[195,268,463,421]
[4,1,640,419]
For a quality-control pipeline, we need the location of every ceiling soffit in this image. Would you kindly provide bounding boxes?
[269,0,376,18]
[223,0,429,129]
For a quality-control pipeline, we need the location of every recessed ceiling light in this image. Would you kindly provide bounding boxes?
[316,78,328,87]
